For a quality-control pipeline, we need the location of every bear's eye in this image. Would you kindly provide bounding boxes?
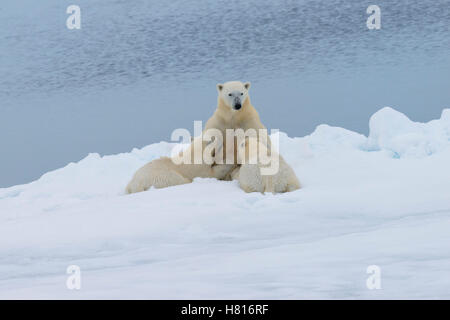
[240,92,243,95]
[228,93,232,97]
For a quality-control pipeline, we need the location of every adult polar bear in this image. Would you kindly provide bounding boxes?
[125,81,300,194]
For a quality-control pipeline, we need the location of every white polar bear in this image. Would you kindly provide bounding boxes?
[234,137,301,194]
[125,136,235,193]
[126,81,265,194]
[125,81,301,194]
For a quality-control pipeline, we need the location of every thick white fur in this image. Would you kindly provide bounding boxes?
[126,81,267,194]
[235,138,301,194]
[125,153,234,193]
[125,134,235,193]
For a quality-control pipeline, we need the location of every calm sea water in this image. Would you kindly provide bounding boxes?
[1,0,450,187]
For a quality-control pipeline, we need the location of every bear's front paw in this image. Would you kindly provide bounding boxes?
[125,176,151,194]
[212,164,236,180]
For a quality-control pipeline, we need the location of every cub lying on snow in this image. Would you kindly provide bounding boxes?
[234,137,301,194]
[125,156,235,192]
[125,136,234,193]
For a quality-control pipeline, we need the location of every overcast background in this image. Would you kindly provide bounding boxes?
[1,0,449,187]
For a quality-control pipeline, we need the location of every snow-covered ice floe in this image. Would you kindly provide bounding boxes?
[1,107,450,299]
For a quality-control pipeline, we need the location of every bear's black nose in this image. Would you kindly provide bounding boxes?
[234,103,242,110]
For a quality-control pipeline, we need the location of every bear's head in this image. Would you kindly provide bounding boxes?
[236,136,268,165]
[216,81,251,111]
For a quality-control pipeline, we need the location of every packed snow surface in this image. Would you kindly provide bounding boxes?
[1,107,450,299]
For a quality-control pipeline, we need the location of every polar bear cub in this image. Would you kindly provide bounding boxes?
[125,136,234,193]
[125,156,234,193]
[235,137,300,194]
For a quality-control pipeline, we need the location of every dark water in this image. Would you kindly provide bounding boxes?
[1,0,450,187]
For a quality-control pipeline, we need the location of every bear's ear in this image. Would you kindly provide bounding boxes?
[217,83,224,92]
[244,82,251,90]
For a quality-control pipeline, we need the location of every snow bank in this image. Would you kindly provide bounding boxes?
[1,107,450,299]
[367,107,450,157]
